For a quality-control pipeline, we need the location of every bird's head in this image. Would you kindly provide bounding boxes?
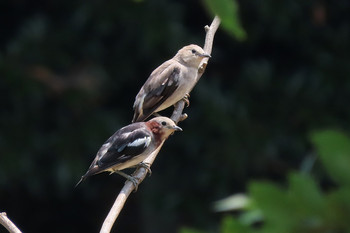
[146,116,182,140]
[175,44,211,68]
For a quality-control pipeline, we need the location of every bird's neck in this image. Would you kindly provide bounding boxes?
[152,130,166,147]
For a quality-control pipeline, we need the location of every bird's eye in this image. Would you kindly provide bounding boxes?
[191,49,197,54]
[161,121,167,126]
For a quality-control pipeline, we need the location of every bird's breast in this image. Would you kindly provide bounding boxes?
[155,66,198,112]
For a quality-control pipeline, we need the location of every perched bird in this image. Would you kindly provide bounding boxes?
[76,117,182,188]
[132,44,211,122]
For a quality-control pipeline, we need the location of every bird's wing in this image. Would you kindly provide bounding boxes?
[82,123,152,178]
[97,126,152,170]
[133,61,181,122]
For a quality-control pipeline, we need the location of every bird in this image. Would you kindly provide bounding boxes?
[76,117,182,188]
[132,44,211,122]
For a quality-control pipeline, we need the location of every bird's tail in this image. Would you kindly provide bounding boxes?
[74,164,103,188]
[75,176,86,188]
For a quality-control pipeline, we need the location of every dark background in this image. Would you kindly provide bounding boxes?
[1,0,350,232]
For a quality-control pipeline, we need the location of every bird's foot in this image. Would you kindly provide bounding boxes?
[137,162,152,176]
[183,93,190,107]
[115,170,140,192]
[128,176,140,192]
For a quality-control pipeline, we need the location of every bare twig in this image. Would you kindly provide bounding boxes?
[171,100,187,124]
[0,212,22,233]
[99,16,221,233]
[198,16,221,77]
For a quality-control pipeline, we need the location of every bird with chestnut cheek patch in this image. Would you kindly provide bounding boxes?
[76,117,182,189]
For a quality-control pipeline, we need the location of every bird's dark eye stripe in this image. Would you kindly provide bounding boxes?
[161,121,167,126]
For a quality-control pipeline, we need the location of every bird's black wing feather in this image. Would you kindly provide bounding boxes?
[96,123,152,170]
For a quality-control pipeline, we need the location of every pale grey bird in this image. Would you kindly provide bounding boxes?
[76,117,182,188]
[132,44,211,122]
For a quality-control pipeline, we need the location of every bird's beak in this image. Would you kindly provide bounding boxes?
[199,52,211,58]
[172,125,183,131]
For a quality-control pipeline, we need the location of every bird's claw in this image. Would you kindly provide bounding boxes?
[183,93,190,107]
[127,176,140,192]
[137,162,152,176]
[115,170,140,192]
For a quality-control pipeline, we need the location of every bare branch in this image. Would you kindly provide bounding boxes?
[0,212,22,233]
[99,16,221,233]
[171,100,187,124]
[198,16,221,76]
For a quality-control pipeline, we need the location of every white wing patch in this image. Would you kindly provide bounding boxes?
[128,136,151,148]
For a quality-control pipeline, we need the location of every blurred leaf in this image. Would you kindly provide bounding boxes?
[213,193,250,212]
[249,181,294,233]
[324,187,350,232]
[287,173,325,231]
[203,0,247,41]
[239,209,263,226]
[221,215,250,233]
[249,182,288,217]
[288,172,325,212]
[310,130,350,186]
[327,187,350,222]
[328,187,350,210]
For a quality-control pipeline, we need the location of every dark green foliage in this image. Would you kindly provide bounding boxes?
[186,130,350,233]
[203,0,246,40]
[310,130,350,186]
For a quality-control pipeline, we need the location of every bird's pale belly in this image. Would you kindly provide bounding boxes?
[108,154,148,171]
